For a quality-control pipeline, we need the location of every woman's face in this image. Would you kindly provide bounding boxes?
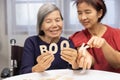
[77,2,102,29]
[41,10,63,39]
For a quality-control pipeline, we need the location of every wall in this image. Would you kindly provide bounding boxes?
[0,0,9,79]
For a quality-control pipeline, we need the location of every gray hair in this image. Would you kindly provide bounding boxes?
[37,3,63,36]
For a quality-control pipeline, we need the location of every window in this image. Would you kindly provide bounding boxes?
[63,1,83,37]
[10,0,57,35]
[7,0,120,37]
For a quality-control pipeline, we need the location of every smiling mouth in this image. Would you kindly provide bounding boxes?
[50,30,60,34]
[50,28,61,32]
[50,30,58,32]
[82,21,89,25]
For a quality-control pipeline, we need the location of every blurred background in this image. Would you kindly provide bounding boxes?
[0,0,120,79]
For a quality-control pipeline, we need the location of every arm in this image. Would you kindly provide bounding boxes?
[77,46,95,69]
[101,40,120,68]
[20,38,36,74]
[87,36,120,68]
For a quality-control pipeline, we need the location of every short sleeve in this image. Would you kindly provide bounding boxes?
[69,31,88,48]
[113,28,120,51]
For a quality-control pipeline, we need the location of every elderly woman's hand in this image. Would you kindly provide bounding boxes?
[32,51,54,72]
[61,48,79,69]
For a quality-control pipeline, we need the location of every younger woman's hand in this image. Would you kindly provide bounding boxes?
[87,36,106,48]
[77,46,94,70]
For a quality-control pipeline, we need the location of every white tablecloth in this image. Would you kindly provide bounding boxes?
[3,69,120,80]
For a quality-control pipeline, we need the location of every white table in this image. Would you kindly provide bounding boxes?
[3,69,120,80]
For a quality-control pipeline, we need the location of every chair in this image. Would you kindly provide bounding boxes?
[1,39,23,78]
[11,45,23,75]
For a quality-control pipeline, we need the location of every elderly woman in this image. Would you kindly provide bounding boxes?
[20,3,78,74]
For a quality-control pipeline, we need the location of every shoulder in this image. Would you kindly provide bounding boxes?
[69,30,88,42]
[59,37,70,43]
[60,36,69,41]
[69,30,88,47]
[60,36,74,44]
[69,31,84,39]
[105,25,120,50]
[106,25,120,35]
[25,35,38,42]
[60,37,75,48]
[24,35,39,46]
